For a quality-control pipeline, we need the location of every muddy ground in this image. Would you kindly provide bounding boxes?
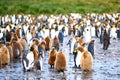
[0,36,120,80]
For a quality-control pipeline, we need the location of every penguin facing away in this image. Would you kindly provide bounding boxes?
[54,50,66,73]
[88,40,95,58]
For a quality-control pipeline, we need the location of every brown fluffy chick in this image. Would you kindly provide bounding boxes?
[54,50,66,73]
[78,46,93,71]
[48,47,57,68]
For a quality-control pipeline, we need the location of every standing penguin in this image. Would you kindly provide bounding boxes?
[67,37,72,51]
[0,30,3,42]
[103,29,110,50]
[50,28,56,39]
[76,29,81,37]
[75,43,87,69]
[38,40,46,58]
[31,26,36,38]
[16,27,22,38]
[45,36,51,51]
[5,30,12,42]
[88,40,95,58]
[22,50,34,71]
[70,36,78,54]
[110,25,117,40]
[26,30,32,46]
[117,27,120,39]
[19,36,27,50]
[52,36,60,51]
[58,30,64,46]
[48,47,57,68]
[83,27,91,44]
[22,45,42,71]
[44,27,49,38]
[64,26,68,36]
[34,52,43,71]
[11,38,23,59]
[6,42,13,61]
[78,46,93,71]
[0,41,10,65]
[73,41,79,68]
[54,50,66,73]
[91,26,96,37]
[100,31,104,44]
[80,50,93,71]
[75,49,82,68]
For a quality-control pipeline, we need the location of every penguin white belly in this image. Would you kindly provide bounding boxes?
[110,28,117,39]
[55,31,59,37]
[51,30,56,39]
[6,26,10,31]
[39,31,44,40]
[15,49,20,57]
[24,27,28,34]
[44,30,49,38]
[112,32,117,39]
[24,52,34,70]
[84,32,91,43]
[91,27,95,37]
[39,58,42,70]
[64,27,68,36]
[19,29,22,38]
[58,25,63,31]
[75,30,78,36]
[12,17,16,24]
[76,51,82,67]
[27,33,32,45]
[71,38,76,53]
[0,33,3,39]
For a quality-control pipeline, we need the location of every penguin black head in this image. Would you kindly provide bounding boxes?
[30,46,34,51]
[87,29,89,31]
[89,40,95,44]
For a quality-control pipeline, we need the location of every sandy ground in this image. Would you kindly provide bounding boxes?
[0,36,120,80]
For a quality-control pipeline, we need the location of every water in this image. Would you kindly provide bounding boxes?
[0,37,120,80]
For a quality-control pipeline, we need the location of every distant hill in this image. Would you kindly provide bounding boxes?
[0,0,120,15]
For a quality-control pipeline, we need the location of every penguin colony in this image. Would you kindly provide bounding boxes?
[0,13,120,73]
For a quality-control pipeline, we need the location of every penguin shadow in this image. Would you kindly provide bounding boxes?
[81,70,93,79]
[74,66,82,72]
[23,71,42,80]
[48,66,54,72]
[54,70,67,80]
[47,66,67,80]
[0,64,7,69]
[61,74,67,80]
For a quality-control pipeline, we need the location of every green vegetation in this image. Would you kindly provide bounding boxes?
[0,0,120,15]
